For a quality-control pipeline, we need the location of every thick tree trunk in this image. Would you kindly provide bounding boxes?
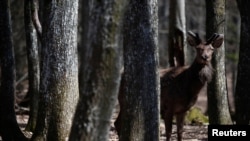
[119,0,160,141]
[31,0,79,140]
[0,0,28,140]
[206,0,232,124]
[235,0,250,124]
[69,0,126,140]
[24,0,40,132]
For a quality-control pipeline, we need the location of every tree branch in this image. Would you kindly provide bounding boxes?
[31,0,42,40]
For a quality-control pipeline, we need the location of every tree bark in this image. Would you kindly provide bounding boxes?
[77,0,91,57]
[31,0,79,140]
[10,0,28,80]
[24,0,40,132]
[158,0,169,67]
[78,0,91,86]
[168,0,186,67]
[206,0,232,124]
[69,0,126,140]
[235,0,250,124]
[0,0,28,140]
[119,0,160,141]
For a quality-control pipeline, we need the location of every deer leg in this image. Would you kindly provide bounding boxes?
[164,111,173,141]
[176,112,186,141]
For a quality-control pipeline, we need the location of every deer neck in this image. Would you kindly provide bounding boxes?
[189,61,214,85]
[184,62,213,105]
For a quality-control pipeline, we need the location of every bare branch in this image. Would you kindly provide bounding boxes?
[31,0,42,40]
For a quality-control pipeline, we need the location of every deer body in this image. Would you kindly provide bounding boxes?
[160,61,213,141]
[160,62,212,115]
[161,31,224,141]
[114,31,224,141]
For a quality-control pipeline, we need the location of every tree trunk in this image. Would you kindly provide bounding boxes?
[10,0,28,80]
[77,0,91,57]
[158,0,169,67]
[168,0,186,67]
[0,0,28,140]
[235,0,250,124]
[119,0,160,141]
[69,0,126,140]
[78,0,91,84]
[31,0,79,140]
[24,0,40,132]
[206,0,232,124]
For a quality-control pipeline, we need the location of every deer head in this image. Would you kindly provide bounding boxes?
[187,31,224,65]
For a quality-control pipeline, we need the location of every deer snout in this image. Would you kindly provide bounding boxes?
[201,54,209,61]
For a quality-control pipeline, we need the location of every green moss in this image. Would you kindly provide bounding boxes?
[185,107,209,125]
[215,0,225,16]
[226,52,238,62]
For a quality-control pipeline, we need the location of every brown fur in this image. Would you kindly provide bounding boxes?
[161,31,223,141]
[160,61,213,141]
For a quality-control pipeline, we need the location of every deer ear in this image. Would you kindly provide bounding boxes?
[212,34,224,48]
[187,31,201,46]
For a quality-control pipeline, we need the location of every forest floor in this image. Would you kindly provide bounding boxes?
[108,102,209,141]
[15,102,208,141]
[13,71,235,141]
[15,92,209,141]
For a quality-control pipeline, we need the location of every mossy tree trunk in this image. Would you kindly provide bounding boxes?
[31,0,79,140]
[69,0,126,141]
[0,0,28,140]
[235,0,250,124]
[119,0,160,141]
[206,0,232,124]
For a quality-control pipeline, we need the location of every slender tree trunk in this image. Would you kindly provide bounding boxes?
[158,0,169,67]
[168,0,186,67]
[31,0,79,140]
[24,0,40,132]
[119,0,160,141]
[235,0,250,124]
[206,0,232,124]
[78,0,91,83]
[11,0,27,80]
[0,0,28,140]
[69,0,126,140]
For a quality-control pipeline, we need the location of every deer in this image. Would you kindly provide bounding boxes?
[114,31,224,141]
[160,31,224,141]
